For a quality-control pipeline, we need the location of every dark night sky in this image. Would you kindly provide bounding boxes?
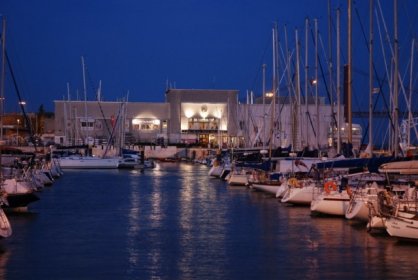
[0,0,417,118]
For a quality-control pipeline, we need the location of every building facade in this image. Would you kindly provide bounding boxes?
[54,88,356,152]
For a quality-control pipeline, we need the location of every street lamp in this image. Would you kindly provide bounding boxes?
[16,118,20,146]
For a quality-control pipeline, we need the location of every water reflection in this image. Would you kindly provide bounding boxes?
[4,163,418,279]
[177,163,227,279]
[0,247,10,278]
[126,174,140,276]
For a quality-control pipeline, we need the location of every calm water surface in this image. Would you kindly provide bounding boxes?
[1,162,417,279]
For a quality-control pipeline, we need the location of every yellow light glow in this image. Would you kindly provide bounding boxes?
[200,111,208,119]
[184,109,194,118]
[132,119,141,125]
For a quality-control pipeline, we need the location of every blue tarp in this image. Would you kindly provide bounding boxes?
[235,160,271,171]
[314,156,395,173]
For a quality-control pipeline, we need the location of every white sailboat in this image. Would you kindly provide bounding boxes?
[0,207,12,238]
[345,182,381,222]
[58,155,119,169]
[385,211,418,240]
[310,179,351,216]
[0,17,12,238]
[227,168,250,186]
[58,57,120,169]
[384,187,418,240]
[251,182,282,196]
[281,178,317,205]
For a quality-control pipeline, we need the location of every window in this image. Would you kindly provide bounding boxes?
[132,119,160,131]
[80,118,94,131]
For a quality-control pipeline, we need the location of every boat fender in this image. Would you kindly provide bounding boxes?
[346,186,353,197]
[288,178,299,188]
[324,181,337,194]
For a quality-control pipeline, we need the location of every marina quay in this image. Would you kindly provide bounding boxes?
[1,1,418,279]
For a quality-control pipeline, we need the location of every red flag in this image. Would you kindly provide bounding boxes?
[111,115,116,128]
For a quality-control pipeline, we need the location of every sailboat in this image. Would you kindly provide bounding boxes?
[58,57,120,169]
[0,206,12,238]
[0,17,13,237]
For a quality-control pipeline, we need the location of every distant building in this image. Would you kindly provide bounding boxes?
[53,88,359,152]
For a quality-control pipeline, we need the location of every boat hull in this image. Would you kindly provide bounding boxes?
[208,165,223,178]
[276,184,288,198]
[251,183,281,195]
[0,209,12,238]
[385,216,418,240]
[345,200,370,222]
[281,185,315,205]
[311,191,350,216]
[58,157,120,169]
[228,173,249,186]
[4,193,40,209]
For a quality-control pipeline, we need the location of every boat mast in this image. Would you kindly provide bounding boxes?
[262,63,266,150]
[328,0,335,149]
[304,18,309,149]
[347,0,353,145]
[369,0,374,153]
[295,28,301,152]
[284,25,292,150]
[393,0,399,157]
[269,23,278,160]
[336,9,341,154]
[0,17,4,179]
[64,82,70,145]
[314,18,320,153]
[408,39,415,147]
[81,56,89,146]
[275,23,280,149]
[0,17,5,141]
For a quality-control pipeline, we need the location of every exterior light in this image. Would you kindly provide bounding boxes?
[200,105,208,119]
[214,109,222,119]
[184,109,194,118]
[265,92,273,98]
[19,101,26,105]
[132,118,141,125]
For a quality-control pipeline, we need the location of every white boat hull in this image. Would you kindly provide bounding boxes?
[208,165,223,177]
[228,173,249,186]
[276,184,288,198]
[385,215,418,240]
[345,200,370,222]
[58,156,120,169]
[251,183,281,196]
[311,191,350,216]
[281,185,315,205]
[367,215,386,231]
[0,209,12,238]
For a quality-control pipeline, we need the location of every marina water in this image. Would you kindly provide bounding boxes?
[1,162,417,279]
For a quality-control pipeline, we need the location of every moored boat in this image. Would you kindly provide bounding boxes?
[310,179,351,216]
[58,156,120,169]
[345,182,381,222]
[251,182,282,196]
[281,178,316,205]
[0,207,12,238]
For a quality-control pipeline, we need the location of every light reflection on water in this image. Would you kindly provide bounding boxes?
[1,163,418,279]
[127,171,140,275]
